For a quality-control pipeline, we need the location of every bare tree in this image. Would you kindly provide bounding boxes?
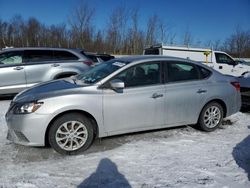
[183,26,193,46]
[0,19,8,47]
[223,26,250,57]
[93,30,105,53]
[68,0,95,50]
[145,14,158,46]
[106,5,128,54]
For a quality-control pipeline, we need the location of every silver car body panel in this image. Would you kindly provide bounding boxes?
[5,56,241,146]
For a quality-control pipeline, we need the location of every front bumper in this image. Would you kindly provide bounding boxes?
[5,111,51,146]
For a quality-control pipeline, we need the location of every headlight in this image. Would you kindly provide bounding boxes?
[13,101,43,114]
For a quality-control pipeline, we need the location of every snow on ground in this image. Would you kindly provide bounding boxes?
[0,99,250,188]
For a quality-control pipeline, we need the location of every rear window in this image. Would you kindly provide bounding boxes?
[86,54,98,63]
[53,50,78,60]
[24,50,54,62]
[199,66,211,79]
[144,48,160,55]
[99,55,114,61]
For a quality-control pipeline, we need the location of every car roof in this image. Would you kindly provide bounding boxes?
[113,55,215,71]
[1,47,84,52]
[115,55,198,63]
[0,47,89,60]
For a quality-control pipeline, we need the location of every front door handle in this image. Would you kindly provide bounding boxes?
[197,89,207,94]
[51,63,60,67]
[13,66,23,70]
[219,66,223,69]
[152,93,163,99]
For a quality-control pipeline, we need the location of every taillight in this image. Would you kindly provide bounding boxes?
[83,61,93,66]
[231,81,240,91]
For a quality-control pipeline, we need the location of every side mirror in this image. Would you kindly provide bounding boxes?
[110,79,125,90]
[233,61,239,66]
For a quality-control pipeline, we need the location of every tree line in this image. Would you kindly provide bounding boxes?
[0,2,250,57]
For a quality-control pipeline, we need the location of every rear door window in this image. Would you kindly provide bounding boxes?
[24,50,54,62]
[166,62,199,82]
[53,50,78,60]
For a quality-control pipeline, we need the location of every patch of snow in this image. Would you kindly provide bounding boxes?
[0,100,249,187]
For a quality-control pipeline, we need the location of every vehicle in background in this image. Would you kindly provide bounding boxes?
[143,44,250,77]
[235,59,250,66]
[237,76,250,108]
[5,56,241,155]
[0,47,93,95]
[85,52,115,65]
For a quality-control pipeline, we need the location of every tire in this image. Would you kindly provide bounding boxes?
[198,102,224,132]
[48,113,94,155]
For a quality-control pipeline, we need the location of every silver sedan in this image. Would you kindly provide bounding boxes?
[5,56,241,154]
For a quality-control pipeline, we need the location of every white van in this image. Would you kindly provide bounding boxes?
[143,44,250,77]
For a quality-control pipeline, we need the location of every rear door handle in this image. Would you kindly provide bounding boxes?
[197,89,207,94]
[152,93,163,99]
[13,66,23,70]
[51,63,60,67]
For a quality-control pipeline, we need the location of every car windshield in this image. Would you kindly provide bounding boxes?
[76,59,129,84]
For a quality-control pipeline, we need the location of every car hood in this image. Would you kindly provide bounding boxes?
[13,79,87,103]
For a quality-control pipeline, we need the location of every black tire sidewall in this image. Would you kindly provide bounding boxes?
[198,102,223,132]
[48,113,94,155]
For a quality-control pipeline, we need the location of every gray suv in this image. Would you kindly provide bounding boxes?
[0,47,92,95]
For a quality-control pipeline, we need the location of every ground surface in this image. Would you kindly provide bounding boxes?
[0,100,250,188]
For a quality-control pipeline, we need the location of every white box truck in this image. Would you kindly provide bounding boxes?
[143,44,250,77]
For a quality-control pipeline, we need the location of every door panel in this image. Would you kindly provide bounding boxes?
[103,61,165,134]
[0,51,26,94]
[165,81,207,125]
[23,50,62,86]
[214,52,235,75]
[164,61,208,125]
[0,65,26,94]
[103,85,165,133]
[24,63,62,86]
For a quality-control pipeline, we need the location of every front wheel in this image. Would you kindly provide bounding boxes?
[48,113,94,155]
[198,102,224,132]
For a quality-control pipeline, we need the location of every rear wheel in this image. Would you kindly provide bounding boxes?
[48,113,94,155]
[198,102,223,132]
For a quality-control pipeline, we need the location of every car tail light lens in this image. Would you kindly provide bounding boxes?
[231,81,240,91]
[83,61,93,66]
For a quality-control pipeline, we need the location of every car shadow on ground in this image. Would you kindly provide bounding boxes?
[232,126,250,181]
[77,158,131,188]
